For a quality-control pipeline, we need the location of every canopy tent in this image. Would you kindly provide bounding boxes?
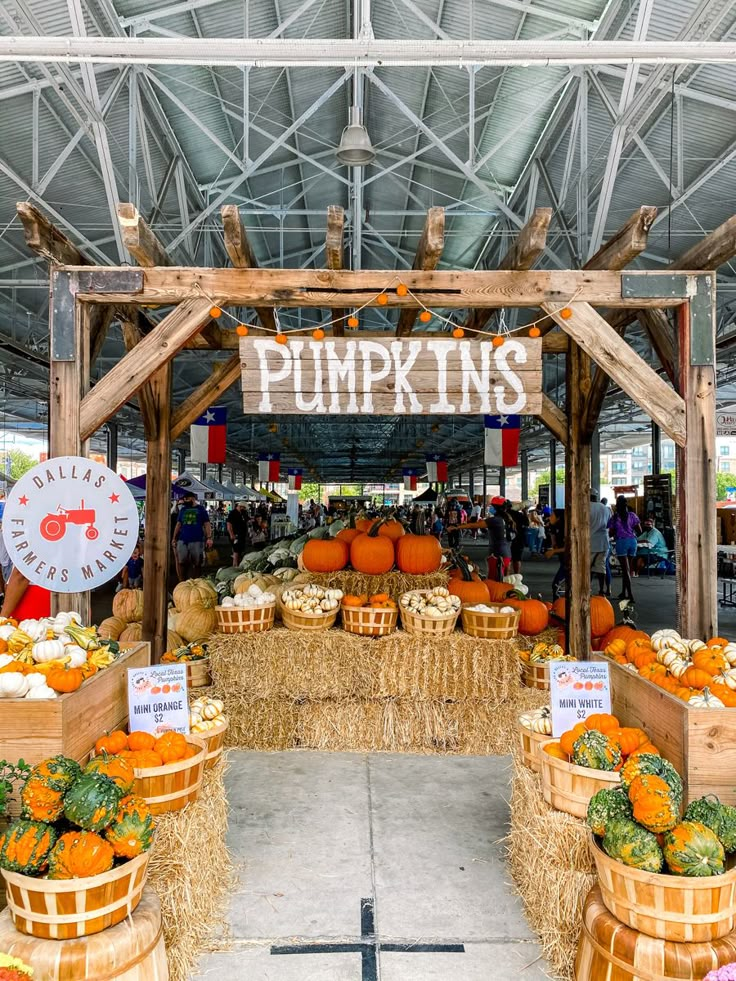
[223,481,264,501]
[127,473,188,499]
[262,489,285,503]
[205,479,239,501]
[173,471,233,500]
[412,487,438,504]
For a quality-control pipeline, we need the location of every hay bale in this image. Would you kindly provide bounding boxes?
[224,697,299,751]
[147,759,235,981]
[506,760,595,980]
[309,569,449,596]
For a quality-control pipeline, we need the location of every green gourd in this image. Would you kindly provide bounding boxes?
[571,730,622,771]
[620,753,683,807]
[684,796,736,853]
[0,819,57,875]
[63,772,122,832]
[602,817,664,873]
[104,795,155,859]
[587,787,633,837]
[663,821,726,877]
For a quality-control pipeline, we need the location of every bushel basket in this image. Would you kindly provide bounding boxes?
[131,734,206,814]
[538,738,620,818]
[461,604,520,639]
[282,607,338,631]
[342,604,398,637]
[399,591,459,637]
[216,603,275,634]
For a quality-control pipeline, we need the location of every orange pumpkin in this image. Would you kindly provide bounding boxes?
[600,625,642,648]
[154,731,188,764]
[127,731,156,752]
[626,638,653,663]
[607,727,643,757]
[342,594,368,608]
[355,517,374,533]
[590,595,615,637]
[707,637,729,648]
[505,598,549,636]
[551,597,566,621]
[395,534,442,574]
[336,528,361,546]
[95,730,128,756]
[692,649,727,675]
[129,750,164,769]
[543,742,569,761]
[585,713,620,733]
[302,538,349,573]
[605,639,627,658]
[484,580,515,602]
[680,666,713,690]
[350,523,396,575]
[46,665,84,693]
[377,519,405,542]
[560,722,587,757]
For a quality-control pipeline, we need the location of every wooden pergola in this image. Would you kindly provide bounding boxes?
[17,199,732,661]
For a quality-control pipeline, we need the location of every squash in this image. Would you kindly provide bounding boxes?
[0,673,30,698]
[620,752,683,807]
[104,795,155,859]
[684,796,736,853]
[395,534,442,574]
[376,519,405,542]
[63,773,122,832]
[47,830,115,879]
[587,787,633,837]
[543,742,569,761]
[119,622,143,643]
[97,616,126,641]
[174,606,217,643]
[506,598,549,636]
[663,821,726,877]
[571,730,622,771]
[628,774,679,833]
[602,817,664,873]
[606,727,645,758]
[31,638,66,663]
[84,754,135,794]
[112,588,145,623]
[301,538,349,573]
[0,819,57,875]
[21,756,81,822]
[350,523,396,575]
[172,578,217,612]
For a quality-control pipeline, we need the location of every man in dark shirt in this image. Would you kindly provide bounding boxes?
[226,501,249,566]
[171,492,213,581]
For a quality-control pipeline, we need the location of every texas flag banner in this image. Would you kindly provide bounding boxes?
[287,468,303,491]
[258,452,280,483]
[484,415,521,467]
[425,453,448,483]
[190,406,226,464]
[402,468,418,491]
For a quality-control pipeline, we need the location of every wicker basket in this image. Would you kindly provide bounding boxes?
[198,717,228,770]
[185,657,211,688]
[591,837,736,943]
[516,716,551,773]
[131,734,206,815]
[341,604,398,637]
[216,603,275,634]
[520,657,551,690]
[538,738,620,818]
[399,591,459,637]
[1,850,150,940]
[282,607,339,631]
[461,604,521,639]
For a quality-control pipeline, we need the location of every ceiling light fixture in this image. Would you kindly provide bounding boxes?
[336,106,375,166]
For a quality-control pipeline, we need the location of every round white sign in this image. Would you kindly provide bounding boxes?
[2,456,141,592]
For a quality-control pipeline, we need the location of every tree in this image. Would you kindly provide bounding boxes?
[532,468,566,499]
[716,471,736,502]
[6,449,37,480]
[298,482,322,503]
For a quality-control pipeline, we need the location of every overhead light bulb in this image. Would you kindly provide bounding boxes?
[335,106,375,167]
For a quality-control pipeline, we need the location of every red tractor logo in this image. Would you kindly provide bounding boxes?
[40,500,99,542]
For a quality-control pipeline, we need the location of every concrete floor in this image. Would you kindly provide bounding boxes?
[192,751,551,981]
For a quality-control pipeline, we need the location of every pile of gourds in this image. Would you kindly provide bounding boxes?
[301,517,444,576]
[219,582,277,610]
[97,729,198,770]
[465,603,517,615]
[189,695,225,734]
[543,713,660,769]
[281,584,343,614]
[519,705,552,735]
[342,593,397,611]
[0,753,155,879]
[604,628,736,708]
[518,641,576,664]
[399,587,461,618]
[0,614,119,699]
[161,641,208,664]
[587,753,736,877]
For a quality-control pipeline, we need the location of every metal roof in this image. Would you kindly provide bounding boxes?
[1,0,736,479]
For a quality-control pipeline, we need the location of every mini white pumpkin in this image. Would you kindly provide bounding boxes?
[18,619,48,642]
[0,672,30,698]
[24,673,48,690]
[62,645,88,668]
[32,638,67,663]
[0,653,13,669]
[689,687,724,709]
[0,624,15,641]
[25,683,58,700]
[220,596,235,608]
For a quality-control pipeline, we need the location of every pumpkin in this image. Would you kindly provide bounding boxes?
[689,686,725,708]
[571,730,621,771]
[153,731,188,763]
[600,626,642,649]
[355,517,374,533]
[684,796,736,853]
[301,538,349,573]
[693,649,728,675]
[484,580,515,602]
[607,727,644,758]
[21,756,81,822]
[336,528,361,546]
[84,754,135,794]
[342,594,367,608]
[0,819,57,875]
[97,616,127,641]
[560,722,587,758]
[31,638,67,663]
[63,773,122,832]
[680,667,714,690]
[377,519,405,542]
[104,795,155,858]
[620,753,683,807]
[124,749,164,769]
[587,787,634,837]
[585,713,620,734]
[602,817,664,873]
[112,588,145,623]
[127,730,156,752]
[119,623,143,643]
[47,830,115,879]
[448,576,490,606]
[172,578,217,612]
[551,597,566,621]
[395,534,442,574]
[175,606,217,643]
[507,598,549,636]
[350,523,396,575]
[590,596,615,637]
[628,774,679,833]
[46,664,84,693]
[543,742,569,761]
[95,730,128,756]
[663,821,726,877]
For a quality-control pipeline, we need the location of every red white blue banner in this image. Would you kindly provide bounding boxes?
[258,452,280,483]
[425,454,448,483]
[190,405,227,464]
[484,415,520,467]
[402,468,418,491]
[287,468,303,491]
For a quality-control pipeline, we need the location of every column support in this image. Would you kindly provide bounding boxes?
[521,449,529,502]
[106,422,118,473]
[549,441,557,509]
[499,466,506,497]
[652,421,662,474]
[566,341,592,659]
[590,427,601,497]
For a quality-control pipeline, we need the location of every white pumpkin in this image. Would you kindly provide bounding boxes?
[220,596,235,608]
[0,653,13,669]
[651,628,681,651]
[18,619,48,642]
[689,687,724,709]
[689,639,707,654]
[0,672,30,698]
[719,668,736,691]
[723,643,736,665]
[26,683,58,700]
[32,638,67,663]
[62,645,88,668]
[0,624,15,641]
[24,673,48,690]
[51,611,82,634]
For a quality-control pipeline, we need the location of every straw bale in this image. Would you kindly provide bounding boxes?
[309,569,448,596]
[224,697,299,751]
[147,759,236,981]
[506,760,595,980]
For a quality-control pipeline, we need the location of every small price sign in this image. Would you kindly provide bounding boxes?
[549,662,612,737]
[127,664,190,736]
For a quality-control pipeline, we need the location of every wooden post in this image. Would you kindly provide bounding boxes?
[566,341,592,659]
[549,441,557,509]
[396,207,445,336]
[676,283,717,638]
[142,363,172,664]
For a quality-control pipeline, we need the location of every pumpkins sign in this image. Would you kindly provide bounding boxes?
[2,456,139,592]
[241,337,543,415]
[127,663,189,736]
[549,661,612,738]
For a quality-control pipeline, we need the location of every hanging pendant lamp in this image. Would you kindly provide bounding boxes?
[335,106,375,166]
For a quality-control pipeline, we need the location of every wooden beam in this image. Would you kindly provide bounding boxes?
[465,208,552,335]
[117,202,171,267]
[79,298,213,440]
[221,204,276,335]
[565,341,591,659]
[544,301,686,446]
[396,207,445,336]
[638,307,676,383]
[539,394,568,446]
[120,316,159,440]
[170,354,241,441]
[325,205,345,338]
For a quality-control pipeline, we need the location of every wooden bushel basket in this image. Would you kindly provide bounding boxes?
[538,739,620,819]
[520,658,551,690]
[341,605,398,637]
[131,735,206,815]
[399,592,459,637]
[575,884,736,980]
[185,658,211,689]
[590,836,736,943]
[516,717,550,773]
[461,604,520,639]
[1,850,150,941]
[216,603,275,634]
[281,607,339,631]
[199,717,228,770]
[0,885,168,978]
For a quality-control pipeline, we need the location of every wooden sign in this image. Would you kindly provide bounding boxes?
[241,337,542,415]
[549,662,611,737]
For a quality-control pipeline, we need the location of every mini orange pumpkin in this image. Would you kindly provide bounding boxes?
[127,731,156,752]
[95,730,128,756]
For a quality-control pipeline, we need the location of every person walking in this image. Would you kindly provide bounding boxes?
[590,492,611,596]
[508,502,529,574]
[545,509,566,599]
[465,497,513,581]
[171,492,213,581]
[608,495,641,600]
[527,507,546,554]
[226,501,250,566]
[446,502,462,550]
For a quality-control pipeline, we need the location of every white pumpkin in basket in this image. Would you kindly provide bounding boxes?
[0,672,29,698]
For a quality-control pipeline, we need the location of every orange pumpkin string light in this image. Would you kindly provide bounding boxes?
[492,335,505,347]
[209,306,222,319]
[275,333,288,345]
[396,283,408,296]
[419,310,432,323]
[560,307,573,320]
[312,328,325,340]
[528,326,541,337]
[347,315,359,328]
[377,293,388,305]
[236,323,249,336]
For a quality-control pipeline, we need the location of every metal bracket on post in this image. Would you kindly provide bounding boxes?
[688,274,715,367]
[51,268,144,361]
[621,273,689,300]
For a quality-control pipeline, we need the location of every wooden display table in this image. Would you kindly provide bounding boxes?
[0,641,150,766]
[592,652,736,805]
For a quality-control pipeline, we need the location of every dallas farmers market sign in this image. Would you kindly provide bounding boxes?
[2,456,140,592]
[241,337,542,415]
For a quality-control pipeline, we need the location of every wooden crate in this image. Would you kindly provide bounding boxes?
[0,642,150,766]
[592,653,736,805]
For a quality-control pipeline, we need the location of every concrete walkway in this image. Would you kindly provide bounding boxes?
[193,751,550,980]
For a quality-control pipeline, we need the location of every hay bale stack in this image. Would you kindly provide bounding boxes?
[507,759,595,980]
[308,569,449,596]
[147,759,235,981]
